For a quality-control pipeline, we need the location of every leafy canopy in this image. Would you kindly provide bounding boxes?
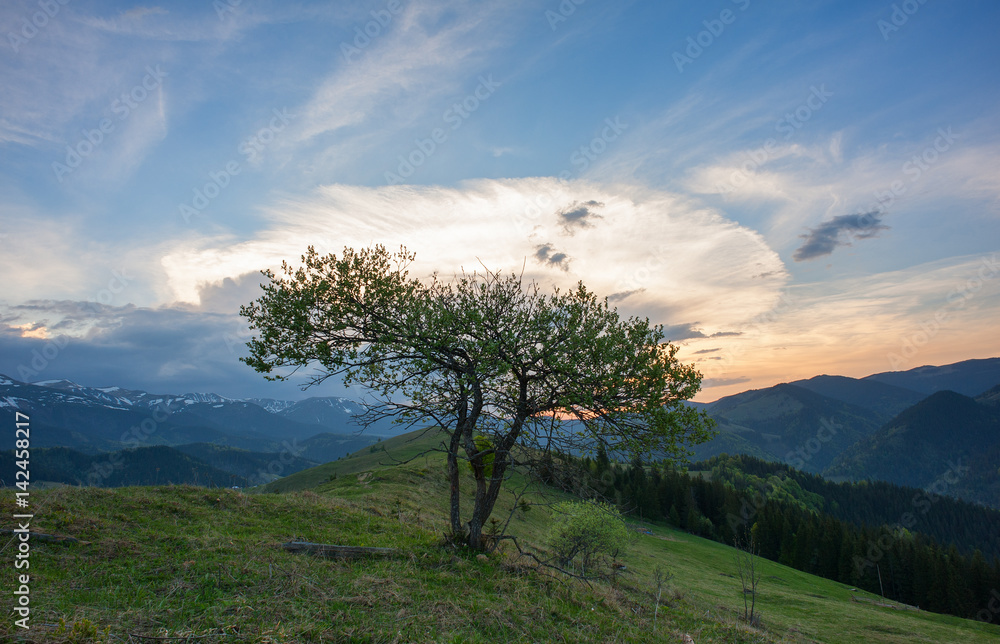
[240,245,715,547]
[241,244,713,458]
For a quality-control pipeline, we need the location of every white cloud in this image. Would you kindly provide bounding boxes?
[160,178,789,335]
[681,130,1000,254]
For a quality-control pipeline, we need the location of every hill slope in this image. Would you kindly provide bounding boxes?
[696,384,882,473]
[825,390,1000,507]
[3,451,999,642]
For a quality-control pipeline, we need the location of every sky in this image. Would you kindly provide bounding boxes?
[1,0,998,403]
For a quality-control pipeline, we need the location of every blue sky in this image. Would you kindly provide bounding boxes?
[1,0,998,401]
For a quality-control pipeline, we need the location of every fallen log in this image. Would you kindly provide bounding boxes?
[0,529,87,545]
[281,541,398,559]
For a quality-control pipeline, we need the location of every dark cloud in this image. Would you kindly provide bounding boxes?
[693,348,721,354]
[703,376,752,388]
[656,324,744,341]
[607,288,645,303]
[534,243,570,271]
[661,323,708,341]
[0,297,355,402]
[557,200,604,235]
[793,211,888,261]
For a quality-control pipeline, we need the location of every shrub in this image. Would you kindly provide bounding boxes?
[547,500,632,577]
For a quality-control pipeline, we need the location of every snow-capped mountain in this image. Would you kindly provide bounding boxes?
[0,375,398,454]
[24,377,233,410]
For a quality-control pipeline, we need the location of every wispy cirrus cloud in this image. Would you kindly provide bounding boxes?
[293,1,525,147]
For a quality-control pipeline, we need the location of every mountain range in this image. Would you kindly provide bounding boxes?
[0,375,395,486]
[684,358,1000,508]
[2,358,999,506]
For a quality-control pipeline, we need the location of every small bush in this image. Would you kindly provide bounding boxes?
[547,500,633,577]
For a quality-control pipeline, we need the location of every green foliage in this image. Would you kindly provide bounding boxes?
[547,501,633,575]
[55,617,110,643]
[467,434,495,478]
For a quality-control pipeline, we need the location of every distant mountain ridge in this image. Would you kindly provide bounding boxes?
[691,383,883,473]
[3,357,999,504]
[0,375,385,465]
[863,357,1000,396]
[788,374,926,422]
[683,358,1000,507]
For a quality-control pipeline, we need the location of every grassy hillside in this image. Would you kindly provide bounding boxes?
[2,432,999,643]
[260,427,447,493]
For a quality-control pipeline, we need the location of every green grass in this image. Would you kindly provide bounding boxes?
[2,429,999,643]
[259,427,447,493]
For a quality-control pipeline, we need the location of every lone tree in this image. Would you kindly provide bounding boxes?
[240,245,714,549]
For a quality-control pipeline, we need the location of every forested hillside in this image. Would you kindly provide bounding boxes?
[549,449,1000,621]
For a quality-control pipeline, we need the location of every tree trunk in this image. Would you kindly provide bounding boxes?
[465,422,520,550]
[447,428,463,538]
[465,432,489,550]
